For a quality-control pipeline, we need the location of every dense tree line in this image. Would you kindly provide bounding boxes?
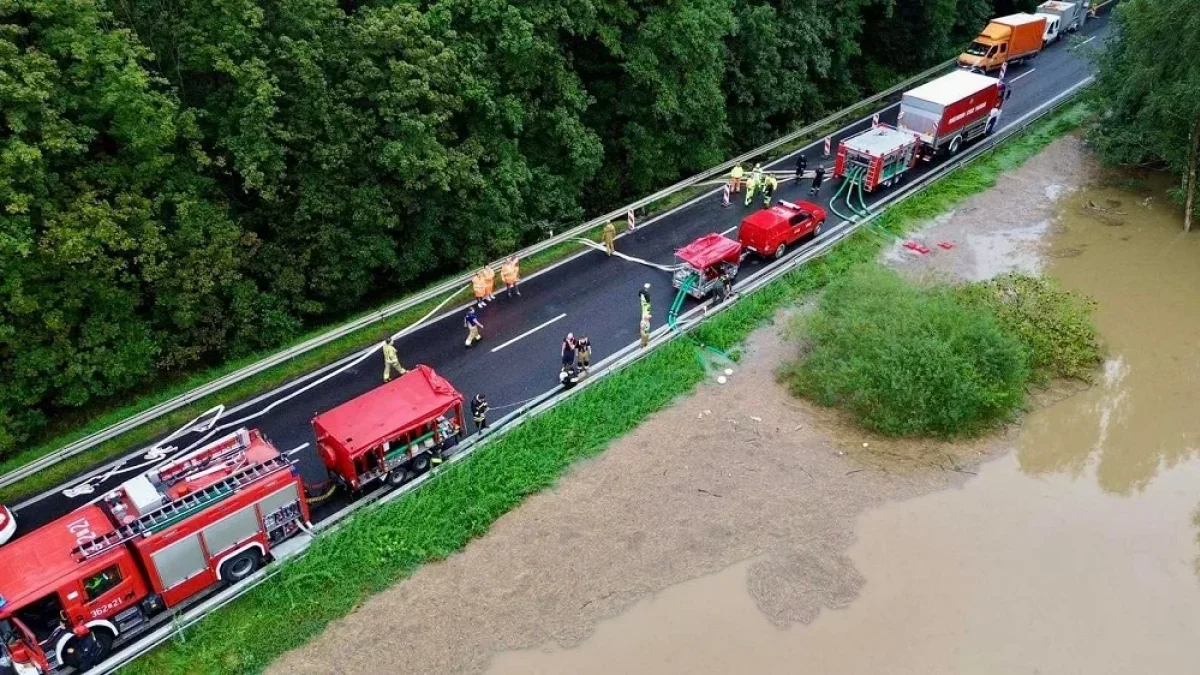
[0,0,1026,453]
[1088,0,1200,231]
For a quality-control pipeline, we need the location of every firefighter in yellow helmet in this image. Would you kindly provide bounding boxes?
[381,339,406,382]
[744,173,758,207]
[762,173,779,206]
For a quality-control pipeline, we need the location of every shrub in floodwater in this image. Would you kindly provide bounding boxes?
[781,266,1030,438]
[954,273,1103,383]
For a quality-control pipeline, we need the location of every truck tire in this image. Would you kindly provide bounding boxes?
[773,243,786,259]
[410,453,431,475]
[60,629,114,673]
[948,136,963,155]
[220,549,262,583]
[386,468,409,487]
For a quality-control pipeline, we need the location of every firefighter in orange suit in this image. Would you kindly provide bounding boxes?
[481,265,497,302]
[501,257,521,297]
[472,270,488,308]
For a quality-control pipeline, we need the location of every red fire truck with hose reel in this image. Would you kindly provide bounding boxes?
[0,429,309,673]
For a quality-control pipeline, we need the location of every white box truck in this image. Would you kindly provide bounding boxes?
[1037,1,1087,33]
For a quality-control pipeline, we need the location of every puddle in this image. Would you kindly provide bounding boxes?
[486,175,1200,674]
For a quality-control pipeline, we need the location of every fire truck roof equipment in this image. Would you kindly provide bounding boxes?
[905,70,998,107]
[0,506,121,611]
[674,233,743,270]
[842,126,922,157]
[313,365,463,459]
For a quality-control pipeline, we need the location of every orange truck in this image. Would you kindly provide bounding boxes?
[958,13,1047,73]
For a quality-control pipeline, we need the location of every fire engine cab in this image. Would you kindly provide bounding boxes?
[0,429,309,673]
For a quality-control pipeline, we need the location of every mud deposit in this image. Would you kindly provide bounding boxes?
[269,137,1200,674]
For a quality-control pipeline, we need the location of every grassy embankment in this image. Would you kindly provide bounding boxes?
[0,87,915,504]
[126,100,1092,675]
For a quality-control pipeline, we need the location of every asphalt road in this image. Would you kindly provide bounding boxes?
[10,18,1107,533]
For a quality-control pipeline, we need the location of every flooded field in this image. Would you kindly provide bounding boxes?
[488,176,1200,674]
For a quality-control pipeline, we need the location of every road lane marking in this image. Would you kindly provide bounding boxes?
[490,313,568,353]
[286,443,310,457]
[1078,36,1096,46]
[1011,68,1036,83]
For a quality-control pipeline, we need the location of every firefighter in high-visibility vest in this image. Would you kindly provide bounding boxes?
[381,339,407,382]
[639,283,652,319]
[750,163,764,185]
[762,174,779,206]
[481,265,496,302]
[501,256,521,297]
[744,174,758,207]
[471,271,488,308]
[730,164,745,193]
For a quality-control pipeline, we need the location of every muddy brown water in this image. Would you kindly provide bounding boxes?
[487,178,1200,674]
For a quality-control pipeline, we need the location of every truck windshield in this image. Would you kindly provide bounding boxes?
[965,41,992,57]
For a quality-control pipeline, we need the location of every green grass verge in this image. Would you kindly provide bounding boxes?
[126,100,1092,675]
[0,87,925,503]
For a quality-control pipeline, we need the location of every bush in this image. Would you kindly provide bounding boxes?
[955,273,1103,382]
[781,266,1030,438]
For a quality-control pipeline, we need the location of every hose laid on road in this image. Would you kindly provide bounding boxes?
[573,238,686,273]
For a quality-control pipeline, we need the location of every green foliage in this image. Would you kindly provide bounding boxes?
[955,273,1103,382]
[1,0,1025,457]
[1087,0,1200,218]
[782,266,1029,437]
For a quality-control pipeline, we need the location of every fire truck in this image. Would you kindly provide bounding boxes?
[0,429,309,673]
[313,365,465,490]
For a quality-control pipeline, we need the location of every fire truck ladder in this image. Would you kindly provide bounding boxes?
[73,454,293,560]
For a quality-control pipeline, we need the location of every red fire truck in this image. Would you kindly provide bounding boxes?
[313,365,465,490]
[0,429,309,673]
[833,125,922,192]
[897,70,1004,157]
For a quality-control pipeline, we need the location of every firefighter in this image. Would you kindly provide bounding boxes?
[795,153,807,181]
[730,163,745,193]
[576,335,592,371]
[639,312,651,348]
[471,270,488,308]
[744,173,759,207]
[471,394,489,431]
[750,163,764,185]
[639,283,652,319]
[481,265,497,302]
[713,270,734,305]
[603,221,617,256]
[65,625,103,672]
[762,173,779,206]
[381,339,406,382]
[561,333,577,368]
[809,165,826,197]
[464,307,483,347]
[559,363,583,389]
[501,256,521,297]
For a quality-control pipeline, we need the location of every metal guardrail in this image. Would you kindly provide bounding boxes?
[95,73,1094,675]
[0,58,959,492]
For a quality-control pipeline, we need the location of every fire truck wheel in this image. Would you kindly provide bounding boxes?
[773,243,786,259]
[386,468,409,487]
[948,135,963,155]
[61,629,113,672]
[220,549,262,583]
[410,453,432,474]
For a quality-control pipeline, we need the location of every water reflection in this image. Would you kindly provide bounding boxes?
[1017,179,1200,494]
